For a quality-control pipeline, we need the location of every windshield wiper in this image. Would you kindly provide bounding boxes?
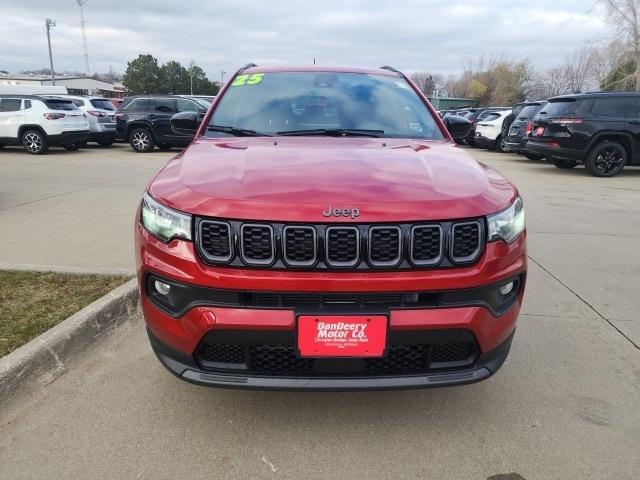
[276,128,384,138]
[206,125,263,136]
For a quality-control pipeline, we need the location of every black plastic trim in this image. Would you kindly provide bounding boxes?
[144,272,524,319]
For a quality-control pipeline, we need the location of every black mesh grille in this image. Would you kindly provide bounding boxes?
[241,225,273,262]
[196,341,477,376]
[366,345,428,373]
[197,343,245,364]
[200,221,231,260]
[369,227,401,264]
[326,228,358,265]
[431,343,474,364]
[250,345,314,374]
[452,222,481,260]
[411,226,442,263]
[284,227,315,264]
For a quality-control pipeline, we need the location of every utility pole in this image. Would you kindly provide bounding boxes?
[45,18,56,85]
[221,71,226,85]
[189,61,195,95]
[77,0,90,74]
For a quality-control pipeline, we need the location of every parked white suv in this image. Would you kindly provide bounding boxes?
[474,109,512,152]
[0,95,89,154]
[57,95,117,147]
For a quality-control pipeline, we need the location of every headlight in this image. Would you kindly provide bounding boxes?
[141,193,192,243]
[487,196,525,244]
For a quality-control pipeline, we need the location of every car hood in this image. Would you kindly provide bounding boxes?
[149,137,517,222]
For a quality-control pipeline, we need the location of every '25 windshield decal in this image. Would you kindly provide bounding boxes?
[231,73,265,87]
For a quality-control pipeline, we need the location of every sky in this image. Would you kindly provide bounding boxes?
[0,0,608,80]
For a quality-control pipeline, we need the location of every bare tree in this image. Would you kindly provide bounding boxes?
[409,71,443,96]
[598,0,640,89]
[589,39,627,86]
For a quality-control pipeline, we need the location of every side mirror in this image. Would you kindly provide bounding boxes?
[171,111,203,136]
[443,114,473,141]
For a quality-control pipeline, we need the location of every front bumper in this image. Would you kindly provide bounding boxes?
[136,223,526,390]
[149,327,515,390]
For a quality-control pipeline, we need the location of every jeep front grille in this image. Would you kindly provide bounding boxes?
[197,218,484,270]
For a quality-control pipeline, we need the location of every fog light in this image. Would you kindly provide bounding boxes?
[499,282,514,295]
[154,280,171,296]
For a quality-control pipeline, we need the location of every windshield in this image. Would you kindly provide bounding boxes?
[90,99,116,111]
[208,72,444,139]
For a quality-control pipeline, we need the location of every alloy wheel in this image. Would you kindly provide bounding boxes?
[24,133,42,153]
[594,148,623,174]
[132,132,150,150]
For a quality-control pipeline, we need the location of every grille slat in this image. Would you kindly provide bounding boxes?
[283,226,316,266]
[197,219,483,269]
[241,224,274,265]
[411,225,442,265]
[451,222,481,262]
[199,221,232,262]
[326,227,359,267]
[369,226,401,266]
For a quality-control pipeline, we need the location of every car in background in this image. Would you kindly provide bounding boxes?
[0,94,89,154]
[115,95,208,152]
[51,95,117,147]
[475,109,512,151]
[505,101,546,158]
[110,98,123,109]
[526,92,640,176]
[463,108,510,145]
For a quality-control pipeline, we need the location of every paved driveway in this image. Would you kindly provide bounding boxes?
[0,145,638,479]
[0,144,171,274]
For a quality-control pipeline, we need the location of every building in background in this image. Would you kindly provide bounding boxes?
[427,97,476,110]
[0,74,125,99]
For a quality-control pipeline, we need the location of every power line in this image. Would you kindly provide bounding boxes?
[0,24,42,32]
[51,30,124,66]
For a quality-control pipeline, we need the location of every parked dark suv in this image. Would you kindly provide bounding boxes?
[116,95,207,152]
[505,101,546,158]
[526,92,640,176]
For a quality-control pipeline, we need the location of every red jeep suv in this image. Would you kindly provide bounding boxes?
[135,65,526,390]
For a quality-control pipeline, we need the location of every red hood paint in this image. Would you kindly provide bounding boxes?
[149,137,517,222]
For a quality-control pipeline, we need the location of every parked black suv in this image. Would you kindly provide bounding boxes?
[526,92,640,176]
[505,101,546,158]
[115,95,207,152]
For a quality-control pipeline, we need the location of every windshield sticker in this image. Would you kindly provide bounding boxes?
[232,73,265,87]
[409,123,423,132]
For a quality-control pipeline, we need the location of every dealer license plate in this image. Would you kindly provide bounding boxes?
[297,315,387,358]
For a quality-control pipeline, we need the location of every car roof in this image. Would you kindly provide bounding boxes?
[549,91,640,102]
[0,94,48,100]
[242,65,400,77]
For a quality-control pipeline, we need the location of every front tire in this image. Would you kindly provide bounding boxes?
[129,128,155,153]
[22,129,49,155]
[584,141,627,177]
[495,135,507,153]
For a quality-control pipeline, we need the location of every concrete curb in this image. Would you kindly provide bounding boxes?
[0,277,140,404]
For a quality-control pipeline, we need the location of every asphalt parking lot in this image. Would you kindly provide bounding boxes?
[0,144,639,479]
